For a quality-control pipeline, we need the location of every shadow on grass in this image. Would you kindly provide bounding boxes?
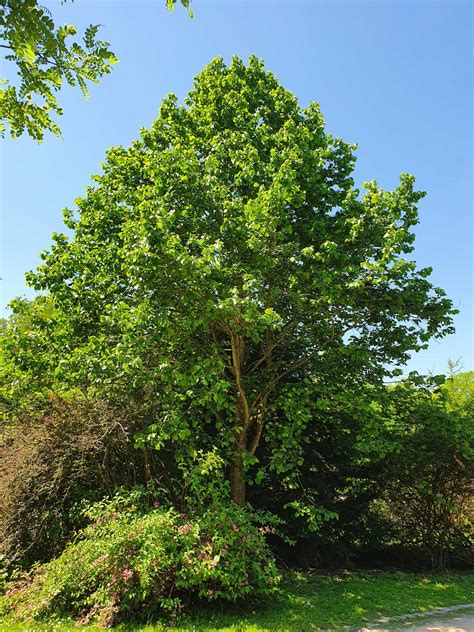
[121,571,474,631]
[2,571,473,631]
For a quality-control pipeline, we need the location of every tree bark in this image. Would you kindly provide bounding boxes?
[230,444,246,506]
[229,401,248,505]
[228,330,249,506]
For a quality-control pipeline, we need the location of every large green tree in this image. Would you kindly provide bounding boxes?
[27,56,455,505]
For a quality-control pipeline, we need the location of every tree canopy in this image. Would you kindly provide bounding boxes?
[26,56,455,504]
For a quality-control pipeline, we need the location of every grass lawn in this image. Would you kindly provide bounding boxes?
[2,570,473,631]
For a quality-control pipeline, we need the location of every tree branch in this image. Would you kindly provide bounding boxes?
[247,322,292,375]
[251,314,368,415]
[230,330,250,428]
[248,395,267,456]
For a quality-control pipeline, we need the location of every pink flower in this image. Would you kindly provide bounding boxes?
[122,568,133,581]
[179,523,193,534]
[231,524,239,533]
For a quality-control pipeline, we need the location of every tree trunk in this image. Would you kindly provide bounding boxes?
[230,447,246,506]
[228,331,249,506]
[230,417,247,506]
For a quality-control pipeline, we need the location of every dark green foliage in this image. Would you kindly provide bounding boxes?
[252,374,473,570]
[249,407,381,568]
[373,376,473,568]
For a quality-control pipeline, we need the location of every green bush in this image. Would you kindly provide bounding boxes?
[1,490,279,627]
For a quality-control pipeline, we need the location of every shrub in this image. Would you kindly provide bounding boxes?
[0,397,171,570]
[366,377,473,569]
[1,490,279,627]
[377,409,473,568]
[250,375,473,570]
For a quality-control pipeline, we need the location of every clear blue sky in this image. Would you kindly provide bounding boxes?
[1,0,472,375]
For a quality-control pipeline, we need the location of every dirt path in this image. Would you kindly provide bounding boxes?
[402,613,473,630]
[358,604,474,631]
[360,614,473,630]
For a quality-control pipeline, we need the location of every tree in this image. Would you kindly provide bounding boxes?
[0,295,63,421]
[0,0,191,141]
[443,362,474,416]
[27,56,455,505]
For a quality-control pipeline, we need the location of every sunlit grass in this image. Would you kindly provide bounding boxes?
[2,571,473,631]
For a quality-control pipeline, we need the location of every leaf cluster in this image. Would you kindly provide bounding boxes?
[0,0,117,140]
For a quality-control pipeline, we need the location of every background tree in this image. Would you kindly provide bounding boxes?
[26,56,455,505]
[372,375,473,569]
[0,0,191,141]
[443,361,474,416]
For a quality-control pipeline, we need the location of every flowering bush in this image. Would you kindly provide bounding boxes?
[1,491,279,627]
